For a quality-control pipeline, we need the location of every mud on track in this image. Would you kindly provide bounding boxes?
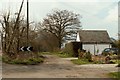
[2,54,118,78]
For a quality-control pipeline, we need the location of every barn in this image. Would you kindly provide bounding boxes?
[76,30,112,55]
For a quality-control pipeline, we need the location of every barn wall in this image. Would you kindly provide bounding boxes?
[83,44,111,55]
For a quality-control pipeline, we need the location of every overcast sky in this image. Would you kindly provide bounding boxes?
[0,0,119,39]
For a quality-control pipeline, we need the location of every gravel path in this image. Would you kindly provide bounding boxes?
[2,54,118,78]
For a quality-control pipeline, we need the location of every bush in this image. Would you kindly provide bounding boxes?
[78,49,85,59]
[84,51,92,61]
[78,50,92,62]
[110,54,118,60]
[64,43,74,56]
[110,60,120,64]
[65,42,81,57]
[102,52,109,56]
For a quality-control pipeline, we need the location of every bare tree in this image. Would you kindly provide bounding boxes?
[0,0,27,58]
[6,0,24,54]
[41,9,81,48]
[37,30,59,52]
[0,12,26,55]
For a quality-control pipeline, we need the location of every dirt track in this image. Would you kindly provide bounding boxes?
[2,54,118,78]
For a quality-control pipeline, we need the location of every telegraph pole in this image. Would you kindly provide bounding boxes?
[27,0,29,46]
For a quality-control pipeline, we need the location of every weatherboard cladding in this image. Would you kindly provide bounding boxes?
[78,30,112,44]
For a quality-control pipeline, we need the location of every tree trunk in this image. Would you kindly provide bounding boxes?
[58,36,62,49]
[58,40,61,49]
[1,33,3,52]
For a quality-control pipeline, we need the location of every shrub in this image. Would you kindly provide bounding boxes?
[110,54,118,60]
[84,51,92,61]
[78,50,92,62]
[102,52,109,56]
[78,51,85,59]
[110,60,120,64]
[65,42,81,57]
[65,42,74,56]
[78,49,86,57]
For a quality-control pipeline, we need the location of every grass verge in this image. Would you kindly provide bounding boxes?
[71,59,92,65]
[38,52,53,55]
[108,72,120,78]
[39,52,73,58]
[110,60,120,64]
[55,53,73,58]
[2,54,44,65]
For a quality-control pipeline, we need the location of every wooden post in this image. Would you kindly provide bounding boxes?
[27,0,29,46]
